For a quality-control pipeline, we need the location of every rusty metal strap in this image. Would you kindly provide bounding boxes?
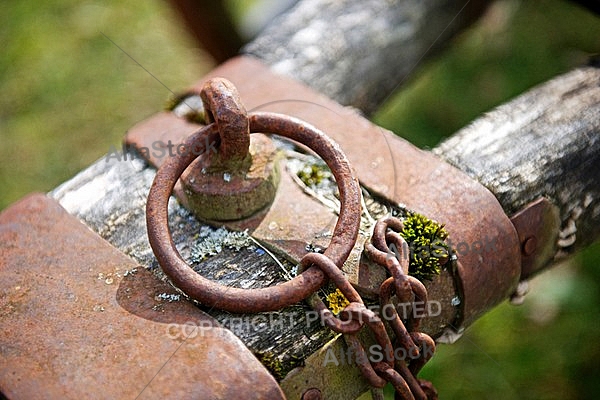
[0,193,284,399]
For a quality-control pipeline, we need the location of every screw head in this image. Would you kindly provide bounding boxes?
[522,236,537,256]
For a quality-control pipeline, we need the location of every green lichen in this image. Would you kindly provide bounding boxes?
[189,226,253,263]
[297,164,331,187]
[400,212,450,281]
[254,351,302,381]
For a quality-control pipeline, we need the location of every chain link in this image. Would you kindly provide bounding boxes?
[305,216,438,399]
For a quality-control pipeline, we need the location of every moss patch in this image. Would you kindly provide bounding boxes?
[297,163,331,188]
[400,212,450,281]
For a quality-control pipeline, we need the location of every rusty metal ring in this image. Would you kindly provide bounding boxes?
[301,252,364,334]
[146,112,361,313]
[343,303,394,367]
[408,332,436,376]
[300,252,363,303]
[306,293,363,334]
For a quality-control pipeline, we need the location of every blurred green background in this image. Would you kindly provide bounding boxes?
[1,0,599,399]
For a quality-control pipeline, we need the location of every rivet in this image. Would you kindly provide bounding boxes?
[301,388,322,400]
[522,236,537,256]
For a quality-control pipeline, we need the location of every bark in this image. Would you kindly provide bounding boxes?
[244,0,490,114]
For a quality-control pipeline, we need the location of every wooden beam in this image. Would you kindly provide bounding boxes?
[434,66,600,256]
[244,0,490,114]
[169,0,244,63]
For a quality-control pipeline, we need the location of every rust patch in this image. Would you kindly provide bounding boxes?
[0,193,284,399]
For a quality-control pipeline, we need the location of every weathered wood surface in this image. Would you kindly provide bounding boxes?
[244,0,490,115]
[434,66,600,256]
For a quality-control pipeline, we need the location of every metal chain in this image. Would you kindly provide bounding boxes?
[305,216,438,399]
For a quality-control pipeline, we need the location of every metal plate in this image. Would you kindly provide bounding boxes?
[0,193,284,399]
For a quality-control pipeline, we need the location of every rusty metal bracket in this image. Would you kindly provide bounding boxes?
[509,197,561,281]
[128,55,522,333]
[0,194,284,399]
[0,55,535,400]
[145,76,443,396]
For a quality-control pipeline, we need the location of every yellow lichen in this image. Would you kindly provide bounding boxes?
[326,289,350,315]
